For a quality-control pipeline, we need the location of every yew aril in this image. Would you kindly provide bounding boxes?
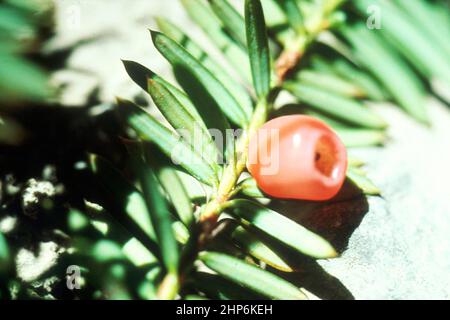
[247,115,348,201]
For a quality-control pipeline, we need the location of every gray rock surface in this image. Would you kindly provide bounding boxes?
[49,0,450,299]
[319,101,450,300]
[16,242,64,282]
[49,0,215,106]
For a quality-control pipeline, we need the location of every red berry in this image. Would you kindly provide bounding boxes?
[247,115,348,201]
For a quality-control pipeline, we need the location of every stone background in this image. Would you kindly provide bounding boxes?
[48,0,450,299]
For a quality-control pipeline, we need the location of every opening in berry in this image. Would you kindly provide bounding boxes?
[314,135,339,178]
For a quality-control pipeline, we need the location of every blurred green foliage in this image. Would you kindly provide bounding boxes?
[0,0,53,104]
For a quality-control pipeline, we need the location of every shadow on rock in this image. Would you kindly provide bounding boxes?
[268,178,370,300]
